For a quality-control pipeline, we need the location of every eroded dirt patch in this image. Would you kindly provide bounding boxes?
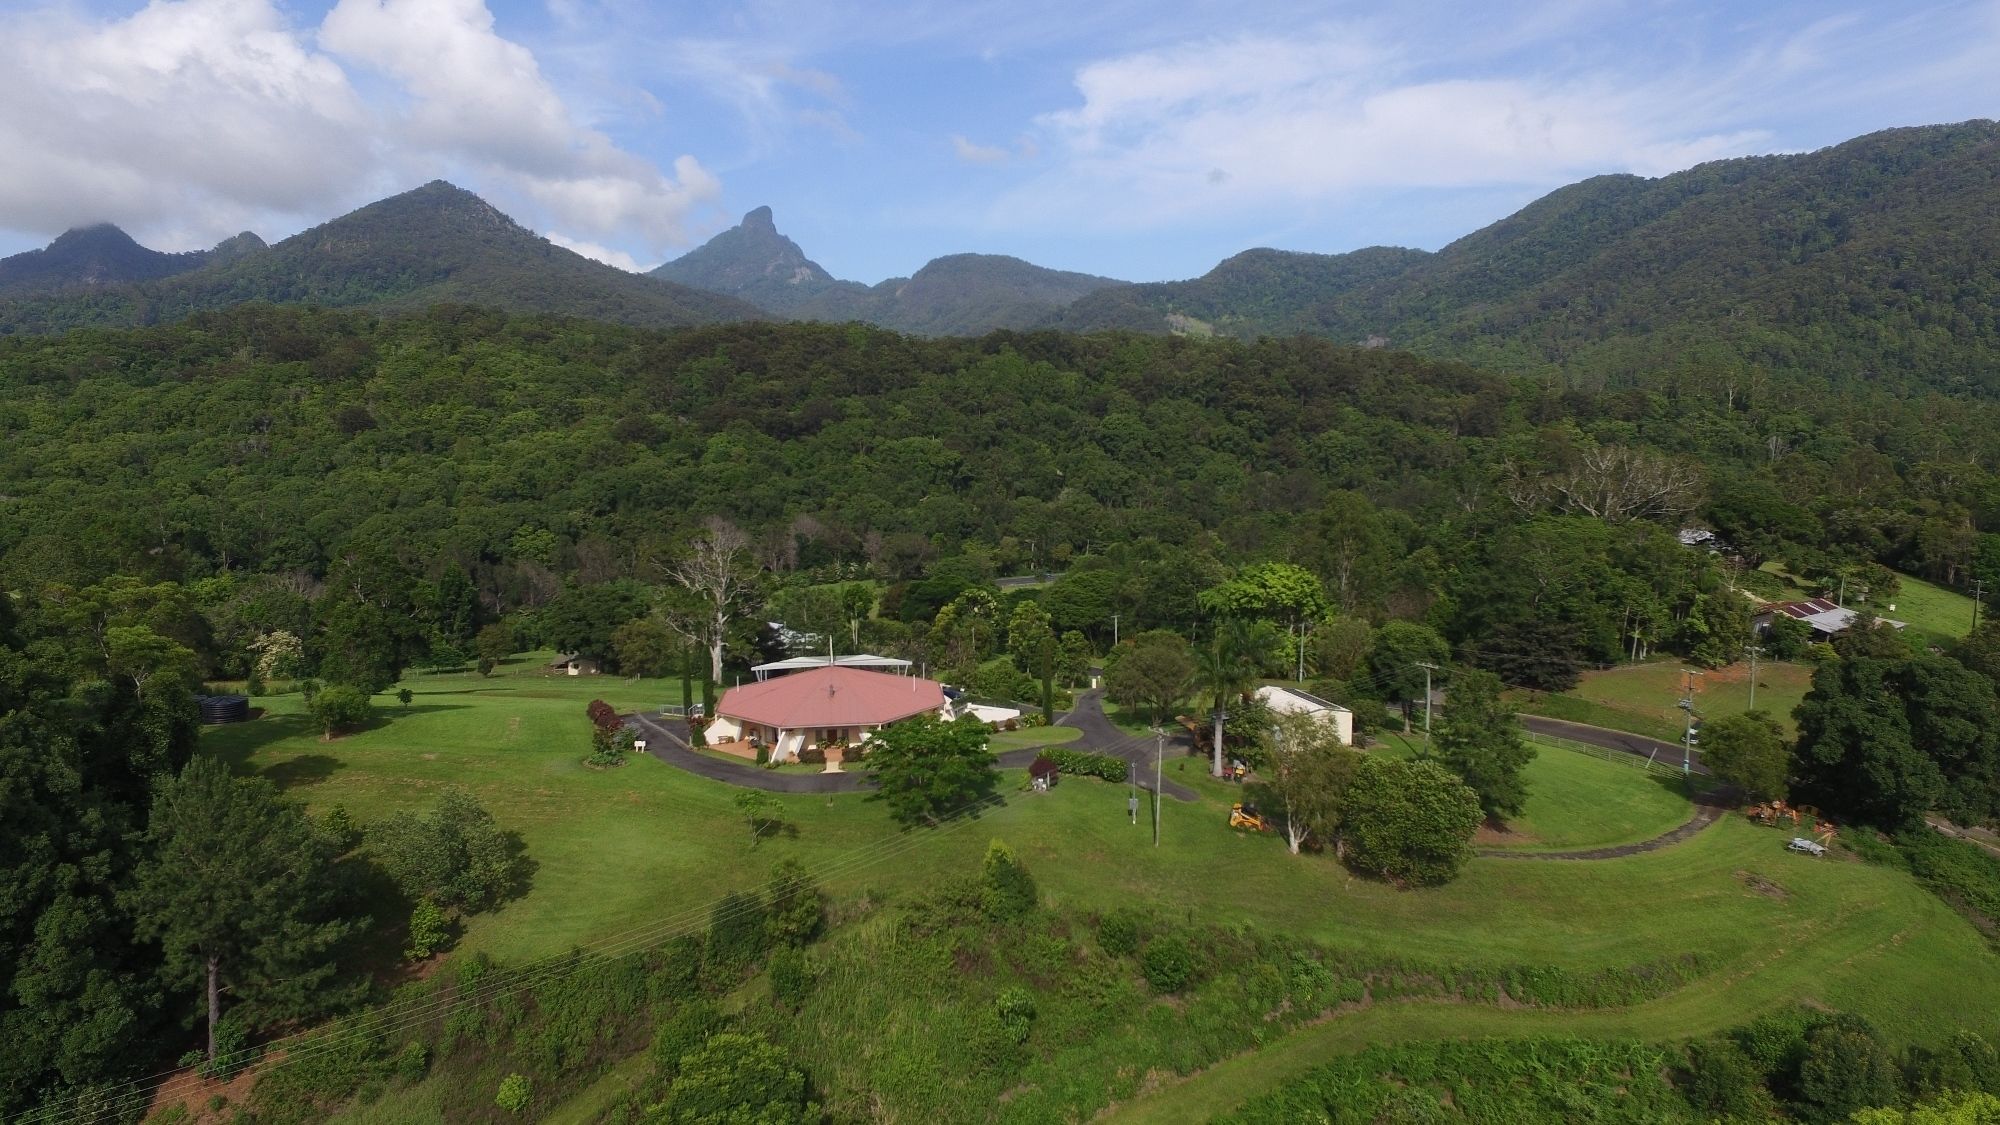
[1735,869,1791,900]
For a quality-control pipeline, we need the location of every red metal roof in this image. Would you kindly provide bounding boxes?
[715,666,945,730]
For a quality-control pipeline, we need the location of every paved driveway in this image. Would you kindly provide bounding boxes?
[625,690,1199,801]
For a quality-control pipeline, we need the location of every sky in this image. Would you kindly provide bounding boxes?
[1,0,1997,283]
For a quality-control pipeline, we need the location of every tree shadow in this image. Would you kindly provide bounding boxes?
[262,754,343,788]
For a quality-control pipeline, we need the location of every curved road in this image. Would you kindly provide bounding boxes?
[1520,714,1710,777]
[625,690,1199,801]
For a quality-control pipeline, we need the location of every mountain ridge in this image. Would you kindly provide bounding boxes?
[0,181,760,333]
[653,208,1126,335]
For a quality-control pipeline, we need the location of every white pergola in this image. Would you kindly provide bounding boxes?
[749,653,914,681]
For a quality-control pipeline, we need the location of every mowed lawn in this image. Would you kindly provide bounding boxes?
[206,660,2000,1075]
[1373,732,1694,852]
[1514,658,1815,741]
[1888,571,1979,646]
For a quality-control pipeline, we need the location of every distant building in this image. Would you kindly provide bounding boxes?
[704,665,949,763]
[1255,684,1354,746]
[549,654,600,676]
[1753,598,1906,642]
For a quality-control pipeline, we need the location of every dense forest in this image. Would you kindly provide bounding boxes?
[1060,121,2000,395]
[9,303,2000,1117]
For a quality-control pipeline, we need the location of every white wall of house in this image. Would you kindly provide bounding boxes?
[1255,685,1354,746]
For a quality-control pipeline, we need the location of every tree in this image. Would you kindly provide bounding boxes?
[1006,600,1058,723]
[665,520,752,685]
[540,582,647,670]
[649,1030,816,1124]
[865,714,997,826]
[1056,630,1093,687]
[1105,630,1196,725]
[613,616,681,678]
[474,621,516,675]
[1195,618,1277,776]
[1341,756,1482,886]
[1365,621,1450,731]
[368,787,532,914]
[127,757,354,1060]
[1792,645,2000,828]
[734,790,782,848]
[1702,711,1790,802]
[396,687,413,710]
[1254,711,1363,854]
[1303,491,1397,616]
[1430,669,1536,823]
[103,624,197,700]
[840,583,874,647]
[310,683,372,739]
[1796,1021,1903,1122]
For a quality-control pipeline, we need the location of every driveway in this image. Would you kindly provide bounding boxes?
[626,697,1199,801]
[1058,691,1200,801]
[1519,715,1709,777]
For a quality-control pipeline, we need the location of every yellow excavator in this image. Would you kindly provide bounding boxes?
[1229,802,1271,832]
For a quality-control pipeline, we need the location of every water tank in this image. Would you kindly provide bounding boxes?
[197,694,251,724]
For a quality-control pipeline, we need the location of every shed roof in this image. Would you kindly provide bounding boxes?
[1761,598,1906,634]
[715,665,945,730]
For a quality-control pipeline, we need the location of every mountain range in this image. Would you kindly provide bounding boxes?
[650,205,1125,335]
[0,182,757,334]
[3,120,1999,391]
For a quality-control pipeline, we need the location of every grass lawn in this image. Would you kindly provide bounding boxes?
[1373,733,1694,852]
[1886,571,1979,645]
[210,657,2000,1116]
[1513,658,1815,740]
[988,725,1083,752]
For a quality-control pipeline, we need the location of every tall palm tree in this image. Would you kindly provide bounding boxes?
[1195,619,1276,777]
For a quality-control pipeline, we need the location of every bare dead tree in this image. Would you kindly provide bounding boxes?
[666,519,752,684]
[1548,445,1702,523]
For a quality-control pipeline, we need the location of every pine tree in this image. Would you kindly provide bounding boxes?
[127,757,354,1059]
[1431,668,1536,823]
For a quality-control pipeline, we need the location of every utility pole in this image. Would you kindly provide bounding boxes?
[1974,579,1985,633]
[1111,614,1121,649]
[1127,761,1137,826]
[1678,669,1704,776]
[1152,727,1163,847]
[1415,661,1440,749]
[1294,621,1310,683]
[1744,645,1762,711]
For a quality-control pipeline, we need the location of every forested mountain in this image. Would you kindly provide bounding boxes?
[0,224,265,295]
[1063,121,2000,393]
[655,206,1126,334]
[0,182,760,334]
[649,205,862,314]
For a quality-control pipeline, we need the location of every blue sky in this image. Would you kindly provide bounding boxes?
[1,0,1996,282]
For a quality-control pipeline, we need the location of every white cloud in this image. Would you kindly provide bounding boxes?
[0,0,375,247]
[0,0,719,259]
[952,134,1012,165]
[545,231,644,271]
[319,0,719,255]
[999,26,1774,229]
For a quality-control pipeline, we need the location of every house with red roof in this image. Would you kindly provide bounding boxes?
[702,665,951,763]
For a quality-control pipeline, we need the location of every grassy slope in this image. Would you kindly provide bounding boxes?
[212,660,2000,1120]
[1888,571,1979,646]
[1373,733,1694,852]
[1514,659,1814,741]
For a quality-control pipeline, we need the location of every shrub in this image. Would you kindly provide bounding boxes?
[495,1073,530,1114]
[769,947,814,1010]
[1043,747,1127,782]
[707,892,769,972]
[1142,932,1200,994]
[1797,1023,1902,1122]
[1341,756,1482,886]
[310,683,371,738]
[765,858,825,947]
[1097,907,1145,957]
[650,1001,724,1082]
[980,839,1038,920]
[405,898,452,961]
[1683,1038,1764,1118]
